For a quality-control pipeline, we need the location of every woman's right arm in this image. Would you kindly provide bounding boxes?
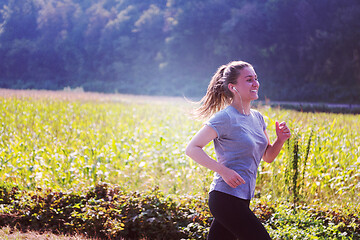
[185,125,245,188]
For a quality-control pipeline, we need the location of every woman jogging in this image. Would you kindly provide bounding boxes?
[185,60,291,239]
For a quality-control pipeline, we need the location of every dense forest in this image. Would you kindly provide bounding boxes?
[0,0,359,103]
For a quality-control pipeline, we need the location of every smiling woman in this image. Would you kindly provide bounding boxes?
[185,60,291,240]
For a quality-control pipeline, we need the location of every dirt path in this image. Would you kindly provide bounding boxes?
[0,226,92,240]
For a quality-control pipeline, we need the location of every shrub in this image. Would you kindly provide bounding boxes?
[0,183,359,239]
[0,183,211,239]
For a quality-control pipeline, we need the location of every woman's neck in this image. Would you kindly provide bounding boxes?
[231,100,251,115]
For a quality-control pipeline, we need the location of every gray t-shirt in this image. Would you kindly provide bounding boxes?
[205,105,268,200]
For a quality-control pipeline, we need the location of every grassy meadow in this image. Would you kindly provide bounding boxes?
[0,88,359,208]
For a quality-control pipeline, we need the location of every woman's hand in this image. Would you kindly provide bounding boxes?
[262,121,291,163]
[219,166,245,188]
[276,121,291,143]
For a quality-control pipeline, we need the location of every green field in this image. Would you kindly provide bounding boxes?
[0,89,359,239]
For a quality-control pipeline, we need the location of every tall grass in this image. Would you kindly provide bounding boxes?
[1,91,359,209]
[258,107,359,208]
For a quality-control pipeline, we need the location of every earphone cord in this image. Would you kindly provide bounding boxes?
[236,91,246,115]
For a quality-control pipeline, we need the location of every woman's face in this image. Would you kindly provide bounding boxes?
[232,66,260,102]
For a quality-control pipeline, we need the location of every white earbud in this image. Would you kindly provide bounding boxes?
[233,87,238,92]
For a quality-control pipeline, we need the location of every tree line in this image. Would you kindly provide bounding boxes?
[0,0,359,103]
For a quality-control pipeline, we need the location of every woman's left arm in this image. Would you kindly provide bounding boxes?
[262,121,291,163]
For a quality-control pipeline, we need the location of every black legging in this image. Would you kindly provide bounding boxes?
[208,190,272,240]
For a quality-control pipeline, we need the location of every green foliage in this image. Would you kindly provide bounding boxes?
[0,0,360,103]
[0,183,359,239]
[0,183,212,239]
[0,95,206,196]
[255,107,359,208]
[283,128,313,209]
[264,203,360,240]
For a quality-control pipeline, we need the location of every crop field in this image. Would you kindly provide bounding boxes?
[1,88,359,209]
[1,89,359,239]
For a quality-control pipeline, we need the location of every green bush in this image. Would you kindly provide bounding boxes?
[0,183,359,239]
[264,203,360,240]
[0,183,212,239]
